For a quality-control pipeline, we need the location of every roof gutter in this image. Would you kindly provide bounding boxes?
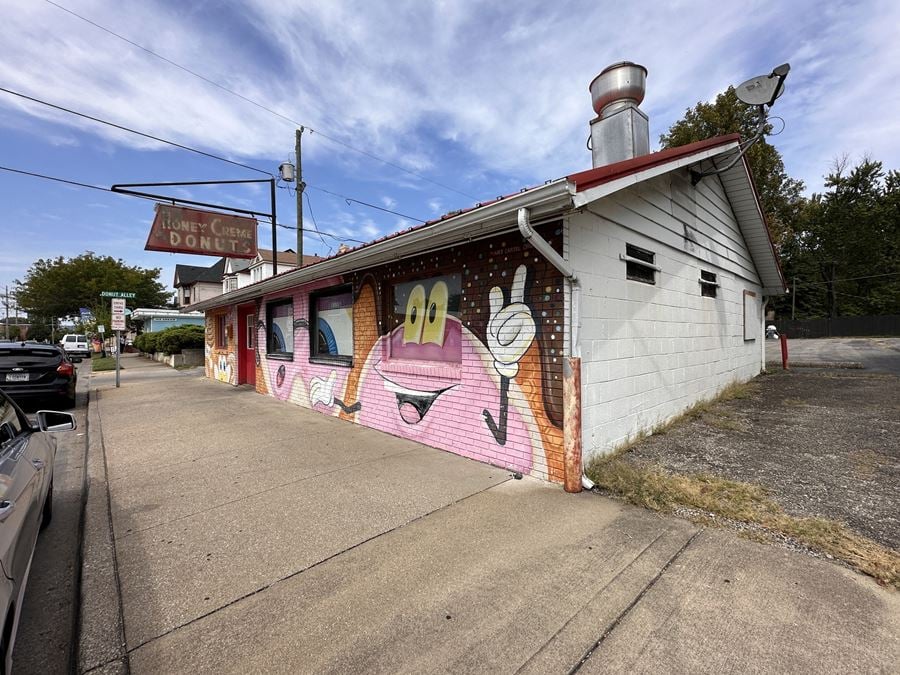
[185,179,574,313]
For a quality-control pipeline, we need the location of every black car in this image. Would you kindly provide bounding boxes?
[0,343,77,409]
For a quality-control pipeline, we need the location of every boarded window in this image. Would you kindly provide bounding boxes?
[215,314,227,348]
[266,300,294,358]
[624,244,656,284]
[700,270,718,298]
[310,288,353,364]
[743,290,757,341]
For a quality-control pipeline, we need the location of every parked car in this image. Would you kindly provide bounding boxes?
[0,387,75,674]
[58,334,90,362]
[0,343,77,409]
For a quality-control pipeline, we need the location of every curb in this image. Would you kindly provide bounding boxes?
[765,360,864,370]
[77,383,129,674]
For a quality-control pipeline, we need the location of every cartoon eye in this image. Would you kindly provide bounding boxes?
[403,284,426,344]
[421,281,449,345]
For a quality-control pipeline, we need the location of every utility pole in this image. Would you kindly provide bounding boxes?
[270,177,278,276]
[295,126,305,267]
[3,286,8,340]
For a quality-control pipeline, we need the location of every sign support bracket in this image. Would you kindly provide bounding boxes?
[111,178,280,273]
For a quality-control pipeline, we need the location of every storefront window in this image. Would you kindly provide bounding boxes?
[266,299,294,358]
[310,288,353,364]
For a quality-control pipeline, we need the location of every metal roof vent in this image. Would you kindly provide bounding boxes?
[588,62,650,167]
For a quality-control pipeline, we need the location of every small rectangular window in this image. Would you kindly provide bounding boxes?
[246,314,255,349]
[215,314,227,348]
[310,288,353,364]
[266,299,294,358]
[623,244,657,284]
[700,270,718,298]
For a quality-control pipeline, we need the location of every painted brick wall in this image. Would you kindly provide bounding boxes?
[240,224,568,482]
[571,170,765,456]
[205,306,237,385]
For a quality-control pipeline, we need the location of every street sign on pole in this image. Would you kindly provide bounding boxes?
[101,291,136,298]
[110,298,126,387]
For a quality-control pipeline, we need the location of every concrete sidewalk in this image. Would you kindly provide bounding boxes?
[79,354,899,673]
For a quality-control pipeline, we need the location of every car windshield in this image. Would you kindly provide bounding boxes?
[0,348,62,367]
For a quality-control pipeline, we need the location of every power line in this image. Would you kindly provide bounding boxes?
[0,164,124,194]
[303,191,331,251]
[283,184,426,223]
[794,272,900,287]
[0,86,272,177]
[0,86,426,226]
[0,164,365,244]
[43,0,480,201]
[272,221,365,245]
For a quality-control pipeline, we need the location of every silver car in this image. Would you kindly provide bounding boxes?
[0,387,74,674]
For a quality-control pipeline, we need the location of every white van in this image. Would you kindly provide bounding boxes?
[59,334,90,361]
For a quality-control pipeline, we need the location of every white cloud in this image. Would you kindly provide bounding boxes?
[1,0,898,207]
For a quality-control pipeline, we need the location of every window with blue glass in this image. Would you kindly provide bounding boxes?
[266,299,294,359]
[310,288,353,365]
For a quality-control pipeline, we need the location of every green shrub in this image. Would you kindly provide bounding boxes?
[155,324,205,355]
[134,331,159,354]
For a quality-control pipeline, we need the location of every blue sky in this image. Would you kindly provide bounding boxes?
[2,0,899,305]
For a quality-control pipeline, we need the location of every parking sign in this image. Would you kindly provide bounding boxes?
[111,298,126,331]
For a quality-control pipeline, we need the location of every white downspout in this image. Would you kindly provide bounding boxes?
[761,296,769,373]
[517,208,595,491]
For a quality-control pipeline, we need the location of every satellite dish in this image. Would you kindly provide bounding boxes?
[691,63,792,186]
[736,63,790,107]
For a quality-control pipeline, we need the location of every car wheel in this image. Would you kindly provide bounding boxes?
[41,480,53,530]
[61,390,76,409]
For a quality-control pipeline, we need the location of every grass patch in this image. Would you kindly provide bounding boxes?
[704,413,747,432]
[585,456,900,588]
[90,356,122,371]
[646,380,758,437]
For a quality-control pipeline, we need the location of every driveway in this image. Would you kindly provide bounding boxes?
[767,336,900,374]
[79,355,899,673]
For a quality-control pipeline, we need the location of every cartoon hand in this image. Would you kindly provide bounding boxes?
[486,265,535,378]
[309,370,337,408]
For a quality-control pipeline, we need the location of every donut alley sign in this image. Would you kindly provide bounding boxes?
[145,204,258,258]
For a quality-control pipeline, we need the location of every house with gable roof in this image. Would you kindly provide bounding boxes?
[186,62,785,491]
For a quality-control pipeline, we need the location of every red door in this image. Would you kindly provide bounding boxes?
[237,306,256,387]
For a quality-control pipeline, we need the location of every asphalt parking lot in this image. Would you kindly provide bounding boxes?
[766,336,900,374]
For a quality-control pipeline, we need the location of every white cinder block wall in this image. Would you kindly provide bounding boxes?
[570,168,764,457]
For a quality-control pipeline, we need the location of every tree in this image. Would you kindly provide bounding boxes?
[660,86,805,248]
[786,160,900,318]
[15,253,169,325]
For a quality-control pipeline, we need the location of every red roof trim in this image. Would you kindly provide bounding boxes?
[567,134,742,193]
